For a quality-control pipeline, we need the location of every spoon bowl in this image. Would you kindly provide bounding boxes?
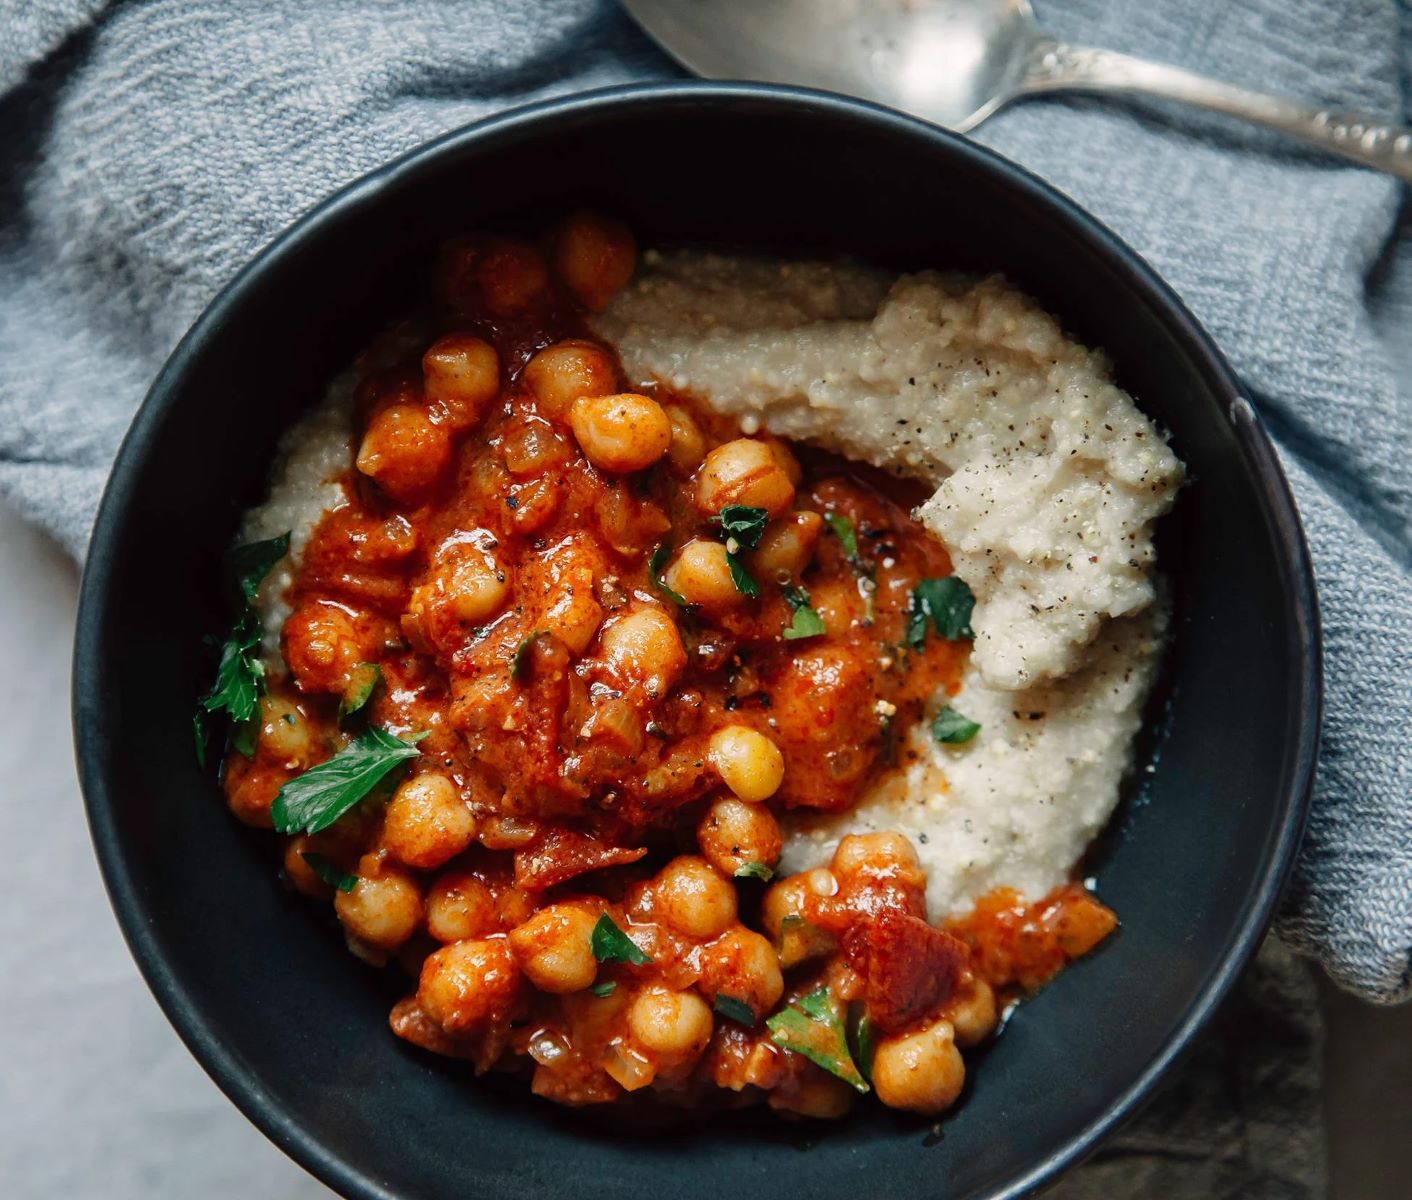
[622,0,1412,179]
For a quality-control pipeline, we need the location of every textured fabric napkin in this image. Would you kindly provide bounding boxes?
[2,0,1407,1195]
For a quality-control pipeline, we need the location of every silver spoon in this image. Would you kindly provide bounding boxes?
[620,0,1412,183]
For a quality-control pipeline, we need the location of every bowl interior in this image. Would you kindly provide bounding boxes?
[75,87,1317,1200]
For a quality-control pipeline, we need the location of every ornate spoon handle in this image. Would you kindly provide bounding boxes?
[1022,41,1412,184]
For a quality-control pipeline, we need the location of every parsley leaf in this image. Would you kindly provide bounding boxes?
[714,994,757,1026]
[712,504,769,550]
[725,551,759,598]
[589,980,618,998]
[824,512,860,562]
[932,705,981,744]
[228,532,292,605]
[734,860,774,882]
[780,584,826,641]
[271,726,425,835]
[338,663,381,720]
[848,1009,878,1084]
[766,986,869,1092]
[906,576,976,649]
[648,544,687,606]
[196,532,290,759]
[301,852,358,893]
[590,914,651,965]
[193,711,208,768]
[510,632,543,680]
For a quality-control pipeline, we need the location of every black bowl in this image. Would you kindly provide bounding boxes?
[74,83,1319,1200]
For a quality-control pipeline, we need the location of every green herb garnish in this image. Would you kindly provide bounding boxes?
[906,576,975,649]
[510,632,544,680]
[766,986,869,1092]
[734,860,774,882]
[781,585,826,641]
[849,1009,878,1084]
[725,552,759,598]
[931,705,981,744]
[713,504,769,550]
[195,532,290,761]
[338,663,381,719]
[590,914,651,965]
[271,726,425,835]
[589,980,618,998]
[714,994,757,1026]
[301,852,358,893]
[824,512,860,563]
[648,544,688,606]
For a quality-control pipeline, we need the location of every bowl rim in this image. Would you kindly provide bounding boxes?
[72,79,1322,1200]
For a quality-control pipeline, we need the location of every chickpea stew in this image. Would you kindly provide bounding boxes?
[199,213,1118,1121]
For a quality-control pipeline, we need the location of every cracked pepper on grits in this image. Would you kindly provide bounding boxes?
[199,212,1182,1119]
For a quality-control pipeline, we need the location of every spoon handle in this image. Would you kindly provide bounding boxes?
[1022,40,1412,184]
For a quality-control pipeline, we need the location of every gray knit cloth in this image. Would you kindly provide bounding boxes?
[2,0,1406,1195]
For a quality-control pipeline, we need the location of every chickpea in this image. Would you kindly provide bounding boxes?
[569,393,671,473]
[750,511,823,582]
[553,211,636,312]
[355,405,452,505]
[708,725,785,803]
[282,601,370,695]
[831,832,922,884]
[598,605,686,698]
[410,539,510,630]
[696,795,784,877]
[947,976,999,1048]
[283,834,340,898]
[421,335,499,431]
[663,404,706,473]
[695,438,795,518]
[627,986,714,1063]
[652,856,737,940]
[381,773,476,870]
[870,1018,966,1115]
[763,436,803,485]
[508,904,600,994]
[334,858,423,950]
[225,764,284,828]
[662,539,745,612]
[542,562,603,655]
[760,869,837,968]
[475,237,548,315]
[522,339,617,419]
[418,937,522,1034]
[257,693,313,766]
[425,870,499,943]
[698,927,783,1018]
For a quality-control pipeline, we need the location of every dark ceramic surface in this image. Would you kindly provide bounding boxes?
[73,84,1320,1200]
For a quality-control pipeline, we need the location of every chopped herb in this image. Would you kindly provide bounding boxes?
[230,713,260,759]
[195,532,290,761]
[648,544,688,606]
[824,512,860,563]
[590,913,651,965]
[766,986,869,1092]
[712,504,769,550]
[589,980,618,998]
[932,705,981,744]
[510,632,543,680]
[271,726,425,835]
[282,712,297,726]
[714,994,757,1026]
[725,551,759,598]
[227,532,292,605]
[849,1009,878,1083]
[301,852,357,893]
[734,861,774,882]
[193,711,207,768]
[906,576,975,649]
[781,584,826,641]
[338,663,381,719]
